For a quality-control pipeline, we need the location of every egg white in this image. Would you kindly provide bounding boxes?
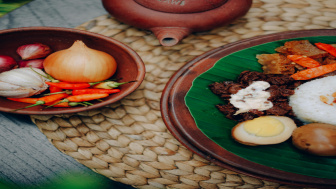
[231,116,297,146]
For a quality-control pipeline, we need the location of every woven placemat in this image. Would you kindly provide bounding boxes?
[30,0,335,188]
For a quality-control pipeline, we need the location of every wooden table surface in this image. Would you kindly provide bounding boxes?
[0,0,132,188]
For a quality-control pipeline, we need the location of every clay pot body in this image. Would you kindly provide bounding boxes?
[102,0,252,46]
[135,0,228,13]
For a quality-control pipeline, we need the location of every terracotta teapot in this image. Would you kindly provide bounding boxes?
[102,0,252,46]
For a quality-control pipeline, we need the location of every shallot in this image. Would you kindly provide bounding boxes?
[18,59,44,69]
[0,68,49,98]
[16,43,52,60]
[0,55,17,73]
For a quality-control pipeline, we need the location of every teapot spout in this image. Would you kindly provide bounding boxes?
[151,27,190,46]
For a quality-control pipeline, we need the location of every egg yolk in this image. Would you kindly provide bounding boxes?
[243,117,284,137]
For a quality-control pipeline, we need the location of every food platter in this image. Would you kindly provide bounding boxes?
[161,29,336,187]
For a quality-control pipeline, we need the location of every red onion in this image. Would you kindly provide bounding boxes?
[0,55,17,73]
[18,59,44,69]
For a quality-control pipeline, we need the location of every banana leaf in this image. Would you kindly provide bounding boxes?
[185,36,336,179]
[0,0,32,17]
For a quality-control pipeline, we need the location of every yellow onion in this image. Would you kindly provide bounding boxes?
[43,40,117,83]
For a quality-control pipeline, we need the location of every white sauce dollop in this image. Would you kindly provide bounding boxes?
[230,81,273,115]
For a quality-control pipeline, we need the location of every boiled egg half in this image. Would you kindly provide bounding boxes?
[232,116,297,146]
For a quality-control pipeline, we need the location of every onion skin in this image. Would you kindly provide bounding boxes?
[0,55,17,73]
[43,40,117,83]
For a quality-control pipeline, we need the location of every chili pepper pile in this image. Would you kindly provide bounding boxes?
[8,80,135,110]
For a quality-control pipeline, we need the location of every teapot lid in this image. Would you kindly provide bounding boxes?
[134,0,227,13]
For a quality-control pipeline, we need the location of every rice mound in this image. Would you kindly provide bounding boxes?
[289,75,336,125]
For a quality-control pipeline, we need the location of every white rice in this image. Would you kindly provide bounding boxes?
[289,75,336,125]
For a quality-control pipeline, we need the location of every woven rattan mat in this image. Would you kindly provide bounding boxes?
[30,0,335,188]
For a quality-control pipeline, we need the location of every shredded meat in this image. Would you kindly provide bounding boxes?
[210,81,244,98]
[209,71,303,124]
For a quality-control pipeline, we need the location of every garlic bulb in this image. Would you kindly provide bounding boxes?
[0,68,49,98]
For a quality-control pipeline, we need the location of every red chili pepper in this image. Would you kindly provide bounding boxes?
[44,101,89,107]
[66,93,109,102]
[46,81,92,89]
[44,101,70,107]
[38,93,69,103]
[49,85,63,93]
[8,93,69,111]
[7,97,40,104]
[8,93,68,104]
[44,93,108,109]
[71,88,120,95]
[315,42,336,57]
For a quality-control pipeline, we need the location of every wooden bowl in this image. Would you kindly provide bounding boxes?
[0,27,145,115]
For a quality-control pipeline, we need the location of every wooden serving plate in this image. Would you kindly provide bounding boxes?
[161,29,336,188]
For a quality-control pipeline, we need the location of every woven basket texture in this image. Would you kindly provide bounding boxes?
[31,0,336,188]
